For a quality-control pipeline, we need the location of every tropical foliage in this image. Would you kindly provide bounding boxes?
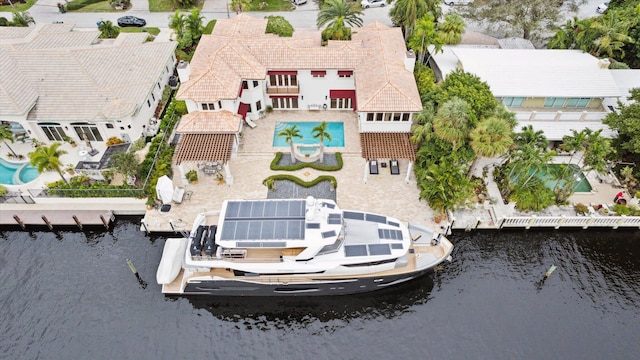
[10,11,34,27]
[29,142,68,184]
[110,150,140,181]
[98,20,120,39]
[265,15,294,37]
[603,88,640,159]
[390,0,441,40]
[168,9,204,50]
[317,0,363,29]
[546,2,640,67]
[0,124,18,158]
[230,0,251,14]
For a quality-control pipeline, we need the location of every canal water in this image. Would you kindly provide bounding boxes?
[1,219,639,359]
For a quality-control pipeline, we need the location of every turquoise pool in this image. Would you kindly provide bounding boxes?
[0,158,40,185]
[273,122,345,147]
[534,164,592,193]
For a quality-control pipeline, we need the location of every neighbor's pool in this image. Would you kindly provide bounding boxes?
[273,122,345,147]
[533,164,592,193]
[0,158,40,185]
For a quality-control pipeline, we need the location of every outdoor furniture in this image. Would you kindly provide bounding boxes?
[390,159,400,175]
[369,160,379,175]
[172,187,185,204]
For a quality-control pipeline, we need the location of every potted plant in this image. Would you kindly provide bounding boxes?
[216,172,224,185]
[65,164,75,175]
[266,105,273,113]
[63,136,77,147]
[186,170,198,184]
[145,197,155,210]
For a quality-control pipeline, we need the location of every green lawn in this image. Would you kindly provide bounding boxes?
[149,0,203,12]
[248,0,294,11]
[120,27,161,36]
[71,1,126,12]
[0,0,37,13]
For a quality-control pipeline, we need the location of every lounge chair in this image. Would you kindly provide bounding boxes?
[390,159,400,175]
[369,160,379,175]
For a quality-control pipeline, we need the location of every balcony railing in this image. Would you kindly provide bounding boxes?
[266,85,300,95]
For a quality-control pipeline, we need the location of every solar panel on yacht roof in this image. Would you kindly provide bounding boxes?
[328,213,342,224]
[378,228,403,240]
[221,200,307,241]
[368,244,391,256]
[345,245,368,257]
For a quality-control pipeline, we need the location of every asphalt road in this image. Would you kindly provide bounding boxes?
[1,0,605,33]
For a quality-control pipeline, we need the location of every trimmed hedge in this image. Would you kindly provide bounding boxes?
[270,152,343,171]
[263,174,337,189]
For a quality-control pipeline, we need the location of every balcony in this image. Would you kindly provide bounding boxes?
[266,85,300,95]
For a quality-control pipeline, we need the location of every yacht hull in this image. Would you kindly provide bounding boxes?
[177,268,435,297]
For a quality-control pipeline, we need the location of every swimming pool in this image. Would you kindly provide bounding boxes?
[273,122,345,147]
[0,158,40,185]
[534,164,592,193]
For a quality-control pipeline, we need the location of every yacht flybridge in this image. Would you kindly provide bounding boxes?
[156,197,453,296]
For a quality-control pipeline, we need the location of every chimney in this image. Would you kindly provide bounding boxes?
[597,58,610,69]
[177,60,191,82]
[405,50,416,73]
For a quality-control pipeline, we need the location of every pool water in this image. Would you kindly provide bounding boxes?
[534,164,592,193]
[0,158,40,185]
[273,122,344,147]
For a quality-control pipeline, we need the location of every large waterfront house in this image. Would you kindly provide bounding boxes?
[0,24,177,147]
[429,47,629,142]
[174,14,421,182]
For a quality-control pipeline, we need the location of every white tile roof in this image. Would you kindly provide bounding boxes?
[177,15,421,112]
[608,69,640,104]
[433,47,621,98]
[0,24,176,120]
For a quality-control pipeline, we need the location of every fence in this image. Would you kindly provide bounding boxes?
[498,215,640,229]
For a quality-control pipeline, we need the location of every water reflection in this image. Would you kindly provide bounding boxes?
[183,275,436,327]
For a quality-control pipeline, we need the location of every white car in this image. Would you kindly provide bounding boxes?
[291,0,307,5]
[361,0,385,9]
[444,0,473,5]
[596,2,609,14]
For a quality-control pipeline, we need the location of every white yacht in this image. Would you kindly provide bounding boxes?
[156,197,453,296]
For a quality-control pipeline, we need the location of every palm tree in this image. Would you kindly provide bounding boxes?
[11,11,35,27]
[277,125,302,163]
[168,11,185,41]
[317,0,363,29]
[0,124,18,158]
[408,13,442,64]
[468,117,514,178]
[591,11,634,58]
[185,9,204,40]
[410,103,436,146]
[438,13,465,45]
[111,150,139,183]
[311,121,332,163]
[29,142,68,184]
[433,97,472,151]
[514,125,547,152]
[417,157,473,220]
[98,20,120,39]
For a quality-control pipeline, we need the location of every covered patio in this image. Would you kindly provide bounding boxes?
[360,132,417,183]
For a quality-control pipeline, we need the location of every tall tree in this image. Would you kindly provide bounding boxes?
[416,157,474,220]
[29,142,68,184]
[98,20,120,39]
[433,69,498,122]
[438,13,465,45]
[603,88,640,156]
[168,11,186,41]
[468,116,513,177]
[390,0,441,40]
[408,13,442,65]
[459,0,580,41]
[317,0,363,29]
[110,150,140,183]
[0,124,18,158]
[311,121,332,163]
[410,102,436,146]
[433,97,472,151]
[277,125,303,163]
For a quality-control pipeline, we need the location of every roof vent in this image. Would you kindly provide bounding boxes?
[598,58,610,69]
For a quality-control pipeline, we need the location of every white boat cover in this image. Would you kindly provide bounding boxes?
[156,238,188,284]
[155,175,174,204]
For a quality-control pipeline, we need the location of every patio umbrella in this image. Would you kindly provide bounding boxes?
[155,175,174,204]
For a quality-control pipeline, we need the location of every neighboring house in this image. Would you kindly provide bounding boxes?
[175,14,421,182]
[605,69,640,111]
[0,24,177,147]
[429,47,623,142]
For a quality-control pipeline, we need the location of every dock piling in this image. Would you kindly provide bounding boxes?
[72,215,83,230]
[13,215,26,230]
[100,215,109,229]
[41,215,53,230]
[126,259,147,289]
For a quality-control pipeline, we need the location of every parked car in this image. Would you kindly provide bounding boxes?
[444,0,473,5]
[361,0,385,8]
[117,16,146,27]
[291,0,307,5]
[596,2,609,14]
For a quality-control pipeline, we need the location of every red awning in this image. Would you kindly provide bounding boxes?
[329,90,357,110]
[267,71,297,75]
[311,70,327,76]
[337,70,353,76]
[237,102,249,120]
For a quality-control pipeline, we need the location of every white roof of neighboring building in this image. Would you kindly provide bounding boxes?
[432,47,621,98]
[608,69,640,104]
[516,121,616,141]
[0,24,177,121]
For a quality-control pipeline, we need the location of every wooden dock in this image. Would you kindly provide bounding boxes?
[1,209,115,230]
